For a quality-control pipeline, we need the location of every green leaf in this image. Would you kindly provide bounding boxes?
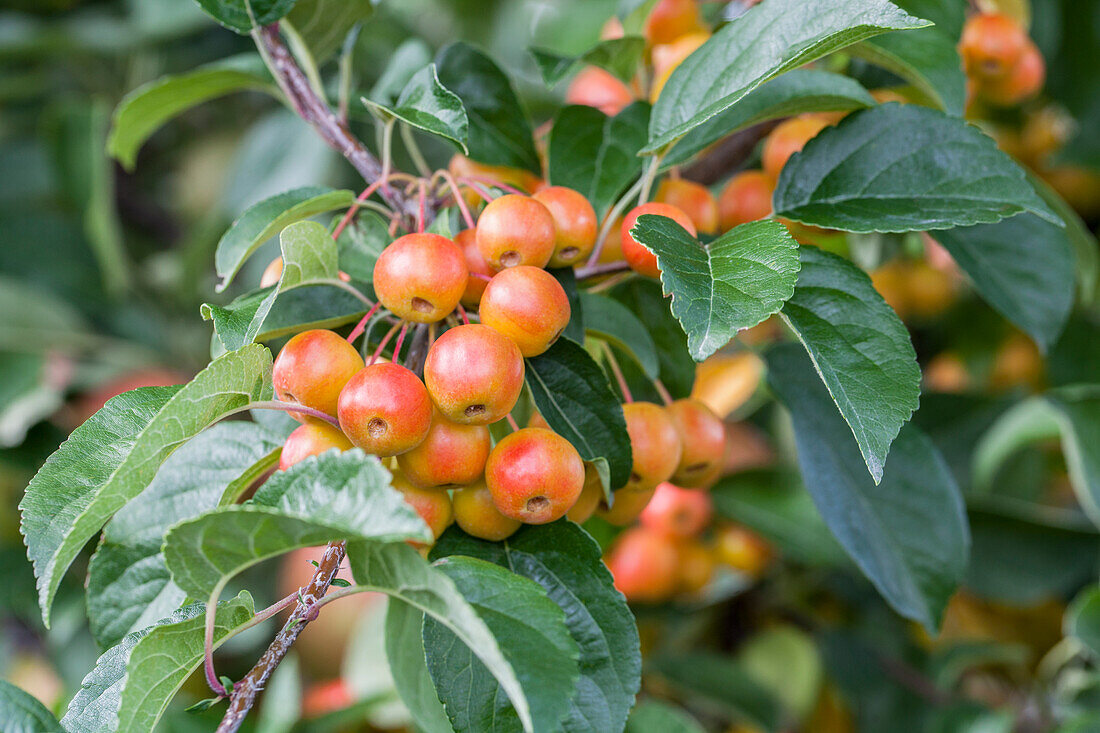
[218,279,374,345]
[108,55,276,170]
[285,0,373,63]
[86,422,282,649]
[204,220,342,351]
[767,344,969,630]
[163,450,431,600]
[363,64,469,152]
[652,653,783,732]
[422,556,580,733]
[711,470,847,567]
[643,0,929,152]
[609,280,695,398]
[0,275,90,354]
[192,0,298,33]
[1067,586,1100,658]
[525,339,633,490]
[370,38,433,104]
[531,37,646,86]
[61,593,254,732]
[432,522,641,733]
[626,700,706,733]
[20,344,272,626]
[851,0,967,115]
[581,292,659,379]
[772,104,1061,232]
[348,542,539,733]
[435,42,539,172]
[1044,387,1100,530]
[630,216,800,361]
[931,215,1074,352]
[336,211,390,282]
[0,680,63,732]
[779,246,920,483]
[1027,170,1100,305]
[663,69,875,167]
[214,186,355,292]
[385,599,453,733]
[548,103,650,219]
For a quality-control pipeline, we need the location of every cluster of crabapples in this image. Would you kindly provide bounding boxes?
[267,172,732,549]
[959,11,1045,107]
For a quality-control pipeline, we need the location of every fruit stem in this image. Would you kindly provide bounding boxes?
[370,321,403,365]
[506,413,520,431]
[653,378,674,406]
[456,303,470,325]
[602,341,633,403]
[436,169,477,229]
[203,585,229,698]
[586,175,646,267]
[457,178,499,203]
[417,179,427,233]
[401,123,432,177]
[575,261,631,282]
[638,155,661,204]
[346,302,383,343]
[463,175,526,196]
[392,322,410,363]
[332,179,387,241]
[247,401,341,428]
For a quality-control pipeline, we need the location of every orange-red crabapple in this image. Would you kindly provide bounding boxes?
[655,178,718,234]
[532,186,598,267]
[622,401,683,491]
[392,471,453,543]
[273,329,365,424]
[338,363,432,456]
[762,115,832,180]
[620,202,697,278]
[396,411,491,489]
[564,66,635,117]
[666,398,726,487]
[372,233,468,323]
[597,486,657,526]
[279,423,354,471]
[640,481,713,539]
[423,324,525,425]
[605,526,679,603]
[959,12,1030,80]
[486,428,585,524]
[452,479,522,541]
[478,266,571,357]
[455,228,495,307]
[566,464,605,524]
[643,0,705,46]
[475,194,556,270]
[718,170,775,230]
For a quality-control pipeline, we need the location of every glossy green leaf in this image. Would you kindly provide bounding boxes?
[931,214,1074,351]
[852,0,966,115]
[525,338,632,490]
[779,246,920,482]
[214,186,355,292]
[61,594,254,732]
[285,0,372,63]
[768,344,968,630]
[348,542,539,733]
[581,292,659,379]
[1045,387,1100,529]
[630,216,800,361]
[219,278,373,345]
[652,653,783,732]
[20,344,272,626]
[422,556,580,733]
[86,422,282,649]
[163,450,430,599]
[548,103,650,219]
[108,55,276,169]
[643,0,929,152]
[336,211,390,282]
[192,0,298,33]
[711,470,847,567]
[432,522,641,733]
[773,104,1061,232]
[531,37,645,86]
[609,280,696,398]
[0,680,63,732]
[625,700,706,733]
[1067,586,1100,657]
[1027,170,1099,304]
[204,220,342,351]
[363,64,469,152]
[664,70,875,167]
[385,599,453,733]
[435,42,539,172]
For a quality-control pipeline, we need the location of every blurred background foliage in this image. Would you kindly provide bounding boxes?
[2,0,1100,731]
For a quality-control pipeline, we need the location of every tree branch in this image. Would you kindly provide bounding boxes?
[254,23,434,228]
[216,541,347,732]
[680,121,779,185]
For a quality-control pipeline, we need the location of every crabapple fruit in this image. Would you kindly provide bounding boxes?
[279,423,354,471]
[372,233,467,323]
[982,42,1044,106]
[622,401,682,491]
[478,266,571,357]
[644,0,705,46]
[654,178,718,234]
[338,363,432,456]
[475,194,556,270]
[392,472,453,542]
[260,256,283,288]
[762,115,832,180]
[273,329,365,424]
[606,526,679,603]
[959,12,1029,80]
[640,481,712,538]
[486,428,585,524]
[532,186,598,267]
[676,539,715,594]
[423,323,525,424]
[621,202,697,278]
[718,170,775,230]
[597,485,657,526]
[666,398,726,487]
[396,411,491,488]
[714,524,771,577]
[566,464,604,524]
[452,479,522,541]
[565,66,634,117]
[455,228,494,307]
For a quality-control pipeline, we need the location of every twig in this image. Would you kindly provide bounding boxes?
[602,341,633,403]
[680,121,778,185]
[216,541,347,732]
[246,400,339,428]
[575,261,631,280]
